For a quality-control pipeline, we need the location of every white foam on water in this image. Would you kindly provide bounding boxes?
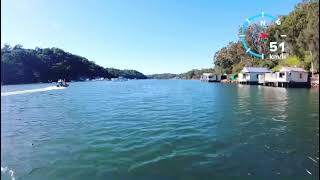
[1,166,8,173]
[1,166,15,180]
[305,169,312,175]
[308,156,318,163]
[1,86,66,96]
[271,117,287,122]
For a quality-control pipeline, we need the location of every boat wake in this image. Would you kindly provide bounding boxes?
[1,166,15,180]
[1,86,66,97]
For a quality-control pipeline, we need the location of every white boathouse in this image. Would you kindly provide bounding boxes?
[200,73,221,82]
[259,67,309,87]
[238,67,272,84]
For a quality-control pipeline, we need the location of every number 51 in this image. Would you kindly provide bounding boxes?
[270,42,285,52]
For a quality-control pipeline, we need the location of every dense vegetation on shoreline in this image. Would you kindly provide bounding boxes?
[148,68,215,79]
[147,73,178,79]
[213,0,319,74]
[1,45,147,85]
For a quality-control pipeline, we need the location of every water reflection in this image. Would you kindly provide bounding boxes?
[260,86,288,119]
[235,84,319,178]
[236,84,252,116]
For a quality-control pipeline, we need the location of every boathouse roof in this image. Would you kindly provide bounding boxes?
[202,73,214,76]
[241,67,272,73]
[280,67,307,72]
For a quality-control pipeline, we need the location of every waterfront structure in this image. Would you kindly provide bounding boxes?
[311,73,319,88]
[221,74,227,81]
[200,73,221,82]
[259,67,309,87]
[238,67,272,85]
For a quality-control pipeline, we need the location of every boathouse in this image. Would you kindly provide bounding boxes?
[200,73,221,82]
[311,73,319,88]
[260,67,309,88]
[238,67,272,85]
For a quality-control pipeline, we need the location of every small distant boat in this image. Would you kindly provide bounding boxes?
[56,79,69,87]
[92,77,105,81]
[111,76,128,82]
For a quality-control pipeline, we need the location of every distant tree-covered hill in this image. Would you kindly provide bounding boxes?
[147,73,178,79]
[106,68,147,79]
[1,45,147,85]
[178,68,216,79]
[148,68,216,80]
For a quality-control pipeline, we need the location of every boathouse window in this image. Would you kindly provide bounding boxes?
[300,73,302,78]
[279,73,285,78]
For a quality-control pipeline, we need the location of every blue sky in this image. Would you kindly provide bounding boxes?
[1,0,300,74]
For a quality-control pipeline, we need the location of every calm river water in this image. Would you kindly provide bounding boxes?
[1,80,319,180]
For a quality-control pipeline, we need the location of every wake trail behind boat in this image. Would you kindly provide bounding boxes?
[1,86,66,96]
[1,166,15,180]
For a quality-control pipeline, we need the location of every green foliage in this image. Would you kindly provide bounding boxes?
[271,56,303,71]
[116,69,147,79]
[148,68,216,80]
[1,46,147,85]
[272,65,282,72]
[232,62,246,73]
[213,41,252,74]
[179,68,216,79]
[147,73,178,79]
[282,56,303,67]
[303,52,313,71]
